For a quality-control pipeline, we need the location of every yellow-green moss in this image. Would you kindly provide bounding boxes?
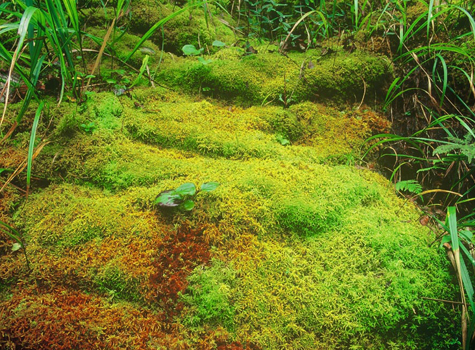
[116,90,381,162]
[156,48,392,106]
[17,184,157,250]
[14,133,459,348]
[0,68,458,349]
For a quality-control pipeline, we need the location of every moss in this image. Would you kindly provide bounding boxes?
[181,259,238,332]
[224,230,457,349]
[4,132,461,349]
[16,184,158,251]
[156,48,392,106]
[85,27,162,68]
[15,113,458,346]
[0,48,458,349]
[0,286,189,349]
[128,1,236,55]
[93,265,144,303]
[117,91,380,163]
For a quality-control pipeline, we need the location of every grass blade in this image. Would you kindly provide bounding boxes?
[427,0,435,38]
[435,53,448,106]
[0,220,23,247]
[26,101,44,195]
[447,206,458,251]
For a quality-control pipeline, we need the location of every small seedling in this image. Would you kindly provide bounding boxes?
[276,134,290,146]
[182,44,213,65]
[154,182,219,211]
[0,221,31,272]
[80,121,96,134]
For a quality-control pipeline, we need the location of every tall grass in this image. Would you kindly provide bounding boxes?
[0,0,81,134]
[365,113,475,211]
[438,207,475,349]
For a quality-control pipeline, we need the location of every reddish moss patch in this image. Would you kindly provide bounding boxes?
[149,223,211,317]
[0,286,185,350]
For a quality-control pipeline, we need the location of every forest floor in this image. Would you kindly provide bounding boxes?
[0,24,462,350]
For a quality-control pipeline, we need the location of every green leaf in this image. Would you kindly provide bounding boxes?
[439,235,451,248]
[27,102,44,192]
[12,242,22,252]
[276,134,290,146]
[130,54,150,88]
[460,229,473,242]
[182,44,202,56]
[154,190,182,207]
[174,183,196,196]
[212,40,226,47]
[201,182,219,192]
[197,57,212,65]
[447,206,459,252]
[182,200,195,211]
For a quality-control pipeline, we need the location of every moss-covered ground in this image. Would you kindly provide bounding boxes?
[0,27,461,350]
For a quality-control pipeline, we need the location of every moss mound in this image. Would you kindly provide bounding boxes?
[156,48,392,106]
[0,61,458,349]
[128,0,236,55]
[1,90,459,349]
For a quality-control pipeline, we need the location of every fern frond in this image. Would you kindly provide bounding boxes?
[395,180,422,194]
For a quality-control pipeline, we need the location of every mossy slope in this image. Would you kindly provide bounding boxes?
[0,84,458,349]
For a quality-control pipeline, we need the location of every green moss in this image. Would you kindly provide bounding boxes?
[10,124,460,349]
[156,48,392,106]
[93,265,144,303]
[128,1,236,54]
[181,259,237,332]
[117,91,375,162]
[1,55,458,349]
[226,230,457,349]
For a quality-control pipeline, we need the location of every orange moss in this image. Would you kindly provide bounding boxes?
[149,223,211,317]
[0,285,184,350]
[346,107,392,134]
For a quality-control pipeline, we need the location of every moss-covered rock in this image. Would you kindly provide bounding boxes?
[156,48,392,106]
[128,0,236,55]
[2,99,458,348]
[0,44,458,350]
